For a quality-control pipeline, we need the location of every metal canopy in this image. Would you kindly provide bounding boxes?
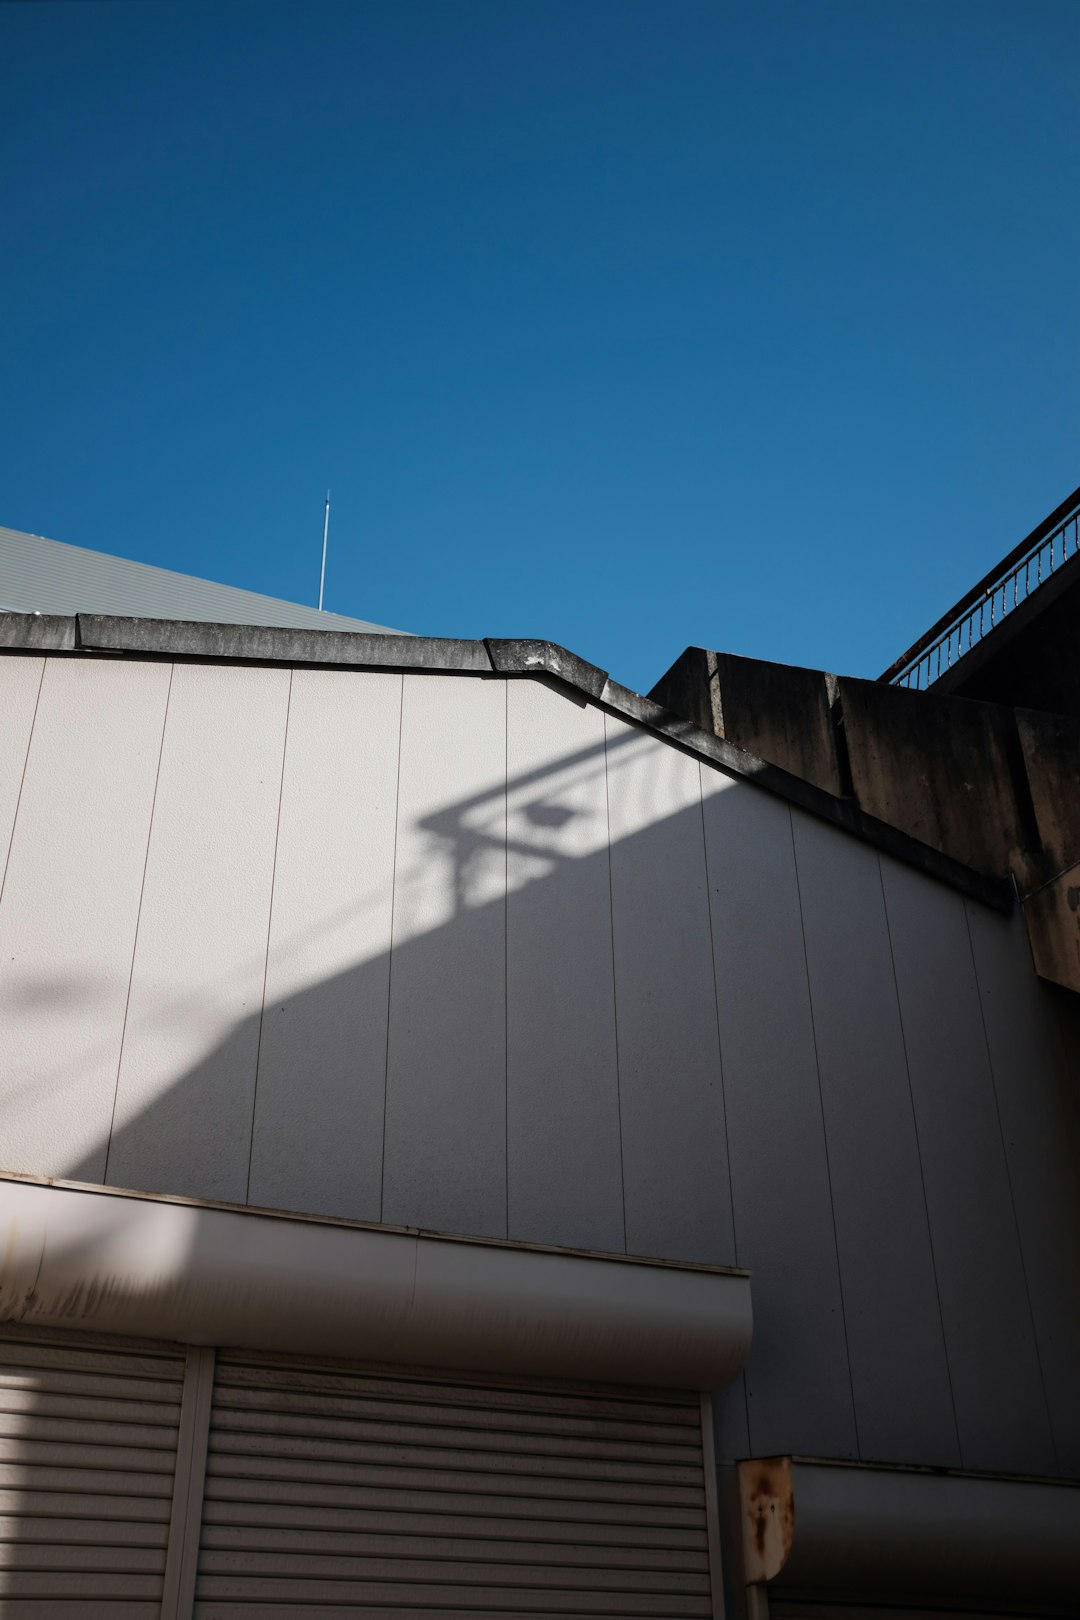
[0,1177,753,1393]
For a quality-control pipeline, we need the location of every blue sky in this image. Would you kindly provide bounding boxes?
[4,0,1079,693]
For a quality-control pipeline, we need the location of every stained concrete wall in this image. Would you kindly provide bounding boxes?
[652,647,1080,991]
[1,651,1078,1480]
[649,648,843,796]
[838,676,1031,878]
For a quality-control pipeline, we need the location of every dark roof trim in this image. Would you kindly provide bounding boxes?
[880,479,1080,685]
[486,638,609,699]
[928,546,1080,698]
[77,612,489,672]
[0,611,1012,913]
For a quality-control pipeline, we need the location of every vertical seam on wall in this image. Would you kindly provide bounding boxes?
[0,655,46,913]
[878,854,964,1465]
[104,662,174,1185]
[244,668,293,1205]
[378,672,406,1223]
[603,712,628,1253]
[789,807,861,1459]
[503,679,510,1240]
[963,898,1059,1471]
[697,762,739,1269]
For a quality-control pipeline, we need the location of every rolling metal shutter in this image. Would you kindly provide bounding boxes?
[197,1351,719,1618]
[0,1324,187,1619]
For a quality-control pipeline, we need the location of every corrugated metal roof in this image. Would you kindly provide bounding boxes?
[0,525,407,635]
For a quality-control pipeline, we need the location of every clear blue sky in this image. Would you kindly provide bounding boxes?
[4,0,1079,693]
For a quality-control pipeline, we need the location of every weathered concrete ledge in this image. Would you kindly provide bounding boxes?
[77,613,493,672]
[0,611,76,651]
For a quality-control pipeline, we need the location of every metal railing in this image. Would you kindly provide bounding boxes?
[881,482,1080,690]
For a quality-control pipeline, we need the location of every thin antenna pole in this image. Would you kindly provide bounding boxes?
[318,490,330,611]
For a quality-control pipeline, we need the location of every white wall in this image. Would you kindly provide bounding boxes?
[1,652,1077,1477]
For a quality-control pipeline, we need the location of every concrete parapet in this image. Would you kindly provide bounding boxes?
[650,649,842,796]
[651,646,1080,993]
[1024,864,1080,990]
[837,676,1030,883]
[1016,708,1080,876]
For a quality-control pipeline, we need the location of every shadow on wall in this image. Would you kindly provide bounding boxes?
[59,720,736,1263]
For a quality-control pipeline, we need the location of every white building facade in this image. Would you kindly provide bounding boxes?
[0,612,1077,1617]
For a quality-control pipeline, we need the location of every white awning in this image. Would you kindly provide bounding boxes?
[0,1176,752,1391]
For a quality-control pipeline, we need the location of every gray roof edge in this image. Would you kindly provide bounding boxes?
[0,611,1012,913]
[0,613,76,652]
[0,525,406,637]
[485,638,609,698]
[73,613,490,672]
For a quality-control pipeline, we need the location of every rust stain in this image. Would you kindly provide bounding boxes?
[0,1219,51,1326]
[738,1455,794,1585]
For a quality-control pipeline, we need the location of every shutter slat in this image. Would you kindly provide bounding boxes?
[202,1528,706,1569]
[0,1570,163,1597]
[0,1369,183,1405]
[0,1490,172,1523]
[0,1387,182,1424]
[0,1342,184,1382]
[0,1605,159,1620]
[203,1472,704,1525]
[201,1510,708,1552]
[212,1399,701,1454]
[0,1438,177,1473]
[0,1539,164,1572]
[208,1427,701,1483]
[196,1574,711,1614]
[195,1610,697,1620]
[199,1547,711,1591]
[0,1462,174,1497]
[0,1411,180,1449]
[0,1514,168,1546]
[215,1361,696,1423]
[204,1449,704,1505]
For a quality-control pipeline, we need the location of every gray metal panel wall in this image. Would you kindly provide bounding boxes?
[700,771,857,1460]
[505,679,624,1252]
[107,664,291,1204]
[0,657,172,1181]
[964,901,1080,1474]
[197,1351,715,1617]
[606,720,734,1266]
[1,653,1077,1478]
[0,1325,187,1618]
[880,861,1055,1475]
[248,669,402,1221]
[381,673,508,1238]
[0,654,42,874]
[791,816,958,1467]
